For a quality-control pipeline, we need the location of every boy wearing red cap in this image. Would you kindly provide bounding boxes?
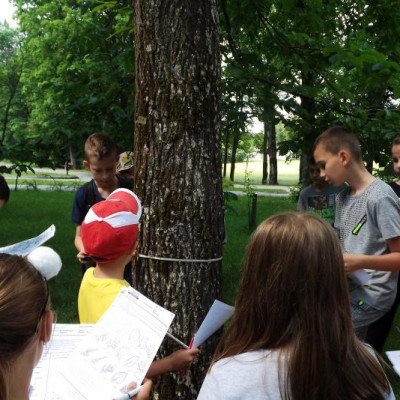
[78,188,199,377]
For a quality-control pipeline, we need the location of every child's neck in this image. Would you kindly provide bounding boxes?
[95,176,119,198]
[94,260,127,280]
[347,164,375,196]
[312,181,329,192]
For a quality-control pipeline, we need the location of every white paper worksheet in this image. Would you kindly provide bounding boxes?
[30,323,93,400]
[52,287,175,400]
[0,225,55,256]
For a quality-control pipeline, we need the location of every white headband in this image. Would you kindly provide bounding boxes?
[0,225,62,280]
[84,208,140,228]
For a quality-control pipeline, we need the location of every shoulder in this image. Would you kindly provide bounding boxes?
[74,180,93,200]
[198,350,281,400]
[208,349,277,377]
[368,180,400,206]
[299,185,313,198]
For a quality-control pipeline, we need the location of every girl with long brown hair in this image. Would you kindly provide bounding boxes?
[198,212,394,400]
[0,254,54,400]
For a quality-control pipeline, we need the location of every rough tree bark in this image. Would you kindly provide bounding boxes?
[133,1,224,399]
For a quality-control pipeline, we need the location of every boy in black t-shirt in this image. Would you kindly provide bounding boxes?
[71,133,133,283]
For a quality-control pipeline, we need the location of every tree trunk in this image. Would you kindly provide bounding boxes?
[69,143,78,170]
[268,121,278,184]
[133,1,224,399]
[300,152,310,185]
[229,131,239,182]
[262,122,268,184]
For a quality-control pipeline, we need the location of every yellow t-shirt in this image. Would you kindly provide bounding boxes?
[78,267,130,323]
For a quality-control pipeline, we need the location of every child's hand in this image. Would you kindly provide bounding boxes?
[126,379,152,399]
[167,348,200,371]
[77,251,91,264]
[343,253,365,273]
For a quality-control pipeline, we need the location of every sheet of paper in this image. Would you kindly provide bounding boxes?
[192,300,234,349]
[386,350,400,376]
[350,269,371,285]
[30,323,93,400]
[0,225,55,256]
[53,287,175,400]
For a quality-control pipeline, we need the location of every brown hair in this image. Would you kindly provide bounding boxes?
[212,212,390,400]
[84,132,117,161]
[314,126,362,162]
[0,254,49,400]
[0,175,10,203]
[392,136,400,146]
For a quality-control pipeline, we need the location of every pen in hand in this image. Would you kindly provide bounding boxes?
[113,385,143,400]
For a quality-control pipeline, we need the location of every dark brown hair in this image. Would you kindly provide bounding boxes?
[314,126,362,162]
[212,212,390,400]
[0,254,49,400]
[84,132,117,161]
[392,136,400,146]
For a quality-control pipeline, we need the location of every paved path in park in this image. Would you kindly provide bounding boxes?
[4,167,292,197]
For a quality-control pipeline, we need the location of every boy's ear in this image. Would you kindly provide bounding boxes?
[339,149,351,166]
[83,160,90,170]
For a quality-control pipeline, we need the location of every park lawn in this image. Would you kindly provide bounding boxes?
[0,190,399,393]
[224,159,300,186]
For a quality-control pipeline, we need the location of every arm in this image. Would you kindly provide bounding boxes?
[74,225,88,263]
[344,236,400,273]
[146,348,200,379]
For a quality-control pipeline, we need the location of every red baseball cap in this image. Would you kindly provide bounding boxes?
[81,189,142,263]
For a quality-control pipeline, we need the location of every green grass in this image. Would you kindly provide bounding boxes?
[224,159,300,186]
[0,190,81,322]
[0,190,399,394]
[4,171,80,179]
[223,196,297,305]
[5,179,84,187]
[227,187,288,194]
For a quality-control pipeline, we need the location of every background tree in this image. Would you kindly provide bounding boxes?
[133,0,224,398]
[12,0,134,167]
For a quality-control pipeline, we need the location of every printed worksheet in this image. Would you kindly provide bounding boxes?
[0,225,55,256]
[53,287,175,400]
[30,324,93,400]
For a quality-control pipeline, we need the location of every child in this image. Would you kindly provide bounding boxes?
[117,150,135,182]
[0,174,10,208]
[71,132,133,282]
[365,135,400,351]
[297,156,346,224]
[197,212,394,400]
[313,126,400,341]
[0,252,152,400]
[78,188,199,378]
